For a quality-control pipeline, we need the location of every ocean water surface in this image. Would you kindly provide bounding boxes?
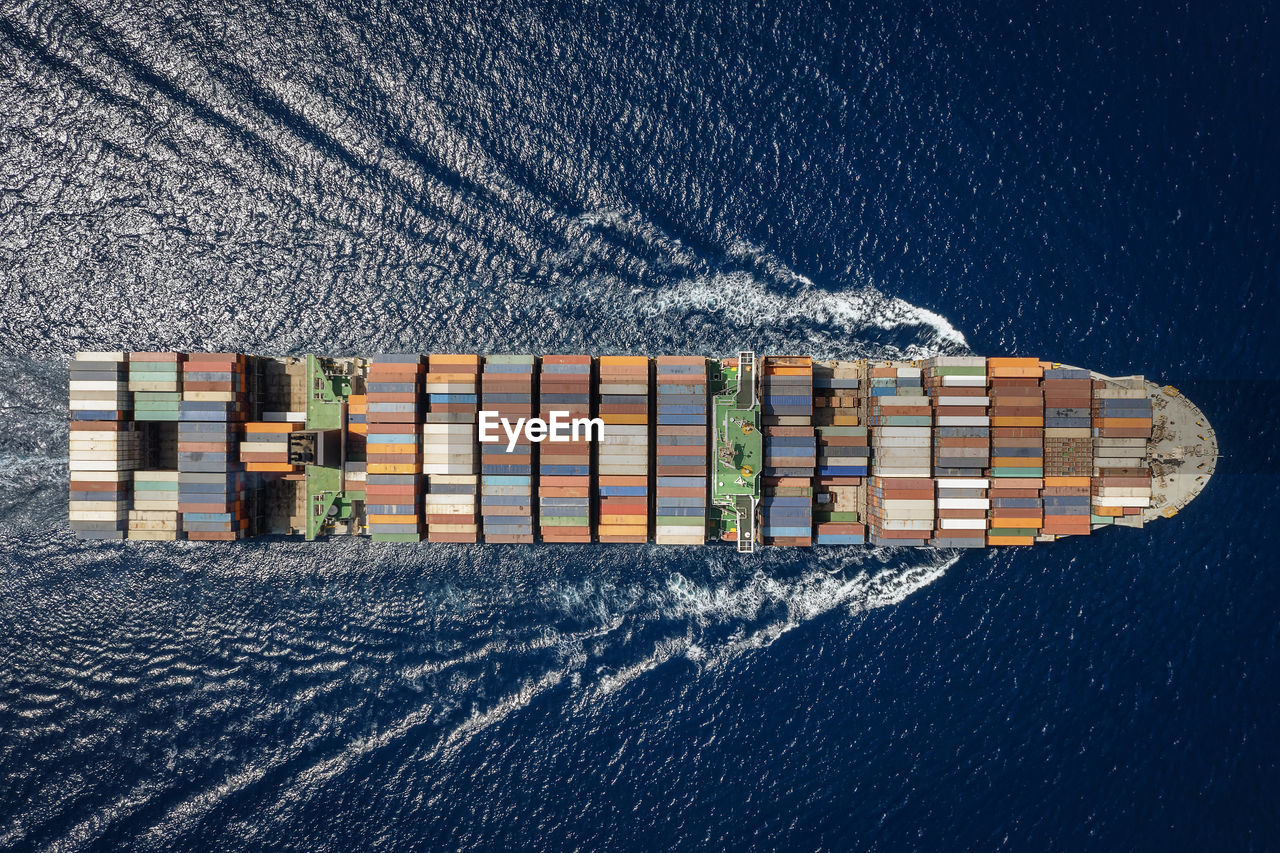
[1,0,1278,849]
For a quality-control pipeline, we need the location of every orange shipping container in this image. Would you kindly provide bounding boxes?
[1044,476,1091,487]
[368,514,421,525]
[987,535,1035,545]
[367,463,420,475]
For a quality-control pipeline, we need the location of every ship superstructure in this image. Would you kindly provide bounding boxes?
[67,351,1217,546]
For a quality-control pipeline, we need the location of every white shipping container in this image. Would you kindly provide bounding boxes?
[936,416,991,427]
[930,356,986,367]
[876,427,932,437]
[1094,443,1145,454]
[68,510,129,521]
[880,518,933,530]
[184,391,236,402]
[243,441,288,454]
[70,433,138,445]
[135,470,180,481]
[895,367,922,378]
[875,395,930,407]
[1093,388,1146,398]
[421,450,477,461]
[654,534,706,545]
[1091,496,1151,508]
[940,518,988,530]
[875,437,931,447]
[68,430,130,442]
[70,450,141,462]
[941,375,988,387]
[127,519,180,531]
[599,436,648,447]
[69,460,138,472]
[75,351,126,361]
[1095,487,1153,497]
[129,499,180,512]
[422,424,476,435]
[424,504,474,516]
[602,424,647,436]
[935,447,989,457]
[69,441,130,452]
[598,464,648,476]
[1094,457,1145,468]
[424,382,477,393]
[935,478,990,489]
[67,470,132,482]
[601,446,647,456]
[424,440,477,451]
[127,530,181,541]
[423,464,479,476]
[870,466,932,478]
[427,523,479,534]
[597,383,648,394]
[938,396,990,406]
[132,500,180,511]
[937,498,991,510]
[429,474,478,485]
[599,453,649,465]
[68,399,129,410]
[70,380,128,391]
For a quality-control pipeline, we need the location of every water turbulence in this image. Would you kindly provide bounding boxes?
[1,265,964,848]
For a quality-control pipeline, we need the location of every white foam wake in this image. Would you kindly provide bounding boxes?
[636,271,968,358]
[580,551,959,700]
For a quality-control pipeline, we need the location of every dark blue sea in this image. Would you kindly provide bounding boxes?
[1,0,1277,849]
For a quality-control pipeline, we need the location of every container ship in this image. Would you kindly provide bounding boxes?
[67,351,1217,549]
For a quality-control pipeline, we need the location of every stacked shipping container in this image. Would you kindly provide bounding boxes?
[69,352,138,540]
[761,356,813,422]
[812,362,861,429]
[1091,379,1153,521]
[365,355,424,542]
[596,356,650,543]
[126,352,184,539]
[760,357,815,546]
[129,470,181,540]
[986,358,1045,545]
[1041,367,1094,536]
[927,356,990,548]
[812,361,866,545]
[240,422,300,473]
[178,353,247,541]
[654,356,707,545]
[423,354,481,543]
[480,355,536,543]
[538,355,593,543]
[866,364,933,546]
[129,352,184,422]
[345,392,367,500]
